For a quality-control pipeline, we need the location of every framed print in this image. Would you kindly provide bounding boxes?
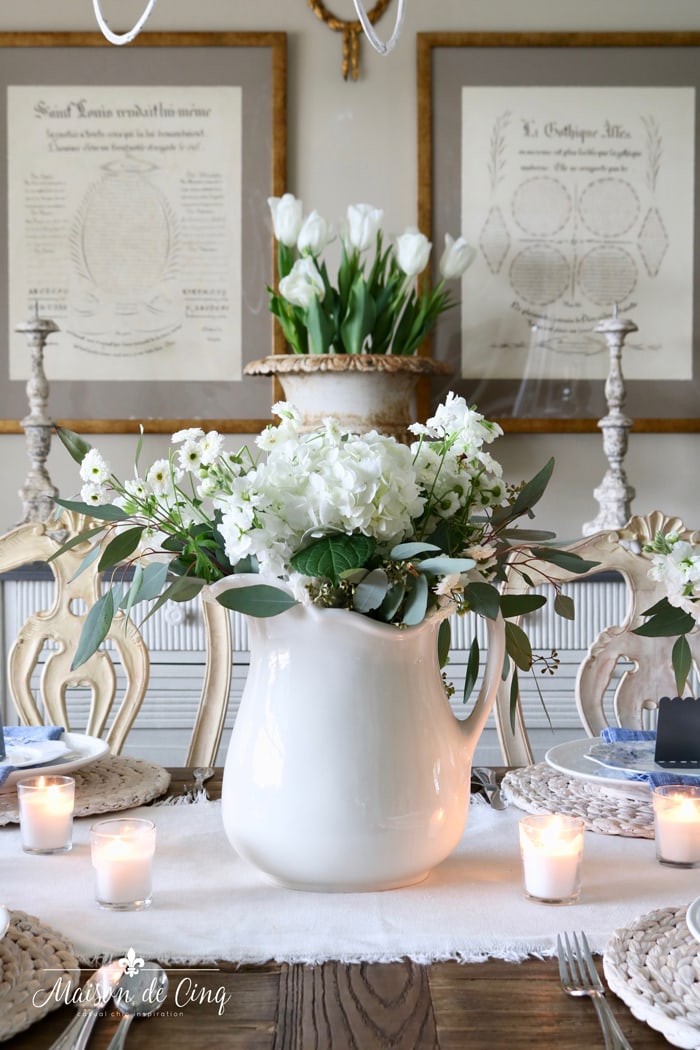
[417,32,700,432]
[0,31,286,434]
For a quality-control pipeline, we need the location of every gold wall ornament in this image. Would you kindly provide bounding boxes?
[307,0,395,80]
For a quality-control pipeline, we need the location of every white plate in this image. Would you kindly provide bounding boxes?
[0,905,8,940]
[0,732,109,792]
[587,740,700,779]
[0,741,71,770]
[686,897,700,944]
[545,738,650,800]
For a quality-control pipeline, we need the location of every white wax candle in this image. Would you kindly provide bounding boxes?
[655,795,700,864]
[520,815,583,901]
[91,823,155,906]
[18,777,74,852]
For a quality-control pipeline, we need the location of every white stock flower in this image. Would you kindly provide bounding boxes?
[268,193,303,247]
[146,459,179,498]
[439,234,476,280]
[279,257,325,309]
[172,427,204,444]
[297,210,330,256]
[200,431,224,466]
[395,229,431,277]
[80,448,110,485]
[346,203,383,252]
[177,440,203,473]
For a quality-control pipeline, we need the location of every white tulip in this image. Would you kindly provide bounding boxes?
[439,234,476,280]
[279,257,325,309]
[297,210,330,256]
[346,203,383,252]
[268,193,303,247]
[396,229,432,277]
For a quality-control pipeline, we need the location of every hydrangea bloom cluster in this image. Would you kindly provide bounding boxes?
[76,393,508,601]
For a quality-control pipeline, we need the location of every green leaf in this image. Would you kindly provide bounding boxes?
[71,590,115,669]
[554,592,575,621]
[132,561,170,603]
[500,528,557,541]
[54,425,93,466]
[531,548,600,575]
[464,582,501,620]
[97,526,145,573]
[54,497,128,523]
[340,274,377,354]
[69,542,103,582]
[509,458,555,517]
[290,533,375,586]
[438,618,451,668]
[120,563,144,623]
[353,568,389,613]
[509,669,520,733]
[463,636,479,704]
[390,541,441,560]
[402,572,428,625]
[505,621,533,672]
[306,294,336,355]
[416,556,476,575]
[672,634,692,695]
[377,581,406,622]
[499,593,547,619]
[633,604,697,637]
[215,584,298,618]
[138,574,207,623]
[46,525,107,563]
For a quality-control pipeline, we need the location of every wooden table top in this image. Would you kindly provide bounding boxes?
[6,768,673,1049]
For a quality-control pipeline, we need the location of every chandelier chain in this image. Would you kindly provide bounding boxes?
[308,0,399,80]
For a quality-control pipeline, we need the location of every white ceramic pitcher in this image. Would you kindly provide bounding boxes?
[215,581,506,892]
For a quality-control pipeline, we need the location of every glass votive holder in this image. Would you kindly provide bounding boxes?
[17,775,75,854]
[652,784,700,867]
[90,818,156,911]
[519,813,585,905]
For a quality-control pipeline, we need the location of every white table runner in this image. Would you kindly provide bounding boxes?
[1,798,698,965]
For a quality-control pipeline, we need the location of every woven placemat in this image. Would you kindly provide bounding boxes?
[0,909,80,1040]
[604,904,700,1049]
[501,763,654,838]
[0,755,170,826]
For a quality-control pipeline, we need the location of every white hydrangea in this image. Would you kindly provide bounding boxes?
[649,539,700,618]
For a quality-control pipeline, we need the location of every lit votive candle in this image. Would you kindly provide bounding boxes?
[519,813,585,904]
[90,818,156,910]
[17,775,75,854]
[653,785,700,867]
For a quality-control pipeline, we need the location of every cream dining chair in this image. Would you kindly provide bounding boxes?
[0,510,232,765]
[495,511,700,765]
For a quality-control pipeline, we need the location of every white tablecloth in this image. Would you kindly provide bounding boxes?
[1,797,698,965]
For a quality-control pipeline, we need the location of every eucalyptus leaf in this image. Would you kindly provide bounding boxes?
[71,590,114,669]
[499,593,547,619]
[139,575,207,623]
[438,618,451,668]
[54,497,128,523]
[215,584,298,618]
[463,637,479,704]
[353,568,389,613]
[402,572,428,626]
[121,563,144,623]
[509,458,555,517]
[377,581,406,622]
[390,541,441,560]
[97,526,145,573]
[416,556,476,575]
[505,620,533,672]
[47,525,106,564]
[69,542,103,582]
[464,582,500,620]
[132,561,170,603]
[554,592,575,621]
[54,425,93,466]
[509,670,520,733]
[531,548,600,575]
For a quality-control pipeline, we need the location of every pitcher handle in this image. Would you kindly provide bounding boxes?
[457,612,506,745]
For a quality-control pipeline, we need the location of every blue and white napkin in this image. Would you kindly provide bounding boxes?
[0,725,66,787]
[600,726,700,788]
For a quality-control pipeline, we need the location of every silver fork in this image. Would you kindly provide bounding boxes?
[557,931,634,1050]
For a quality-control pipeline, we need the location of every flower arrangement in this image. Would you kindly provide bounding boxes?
[633,530,700,692]
[53,394,596,704]
[266,193,475,356]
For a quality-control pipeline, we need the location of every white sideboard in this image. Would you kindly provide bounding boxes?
[0,567,635,767]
